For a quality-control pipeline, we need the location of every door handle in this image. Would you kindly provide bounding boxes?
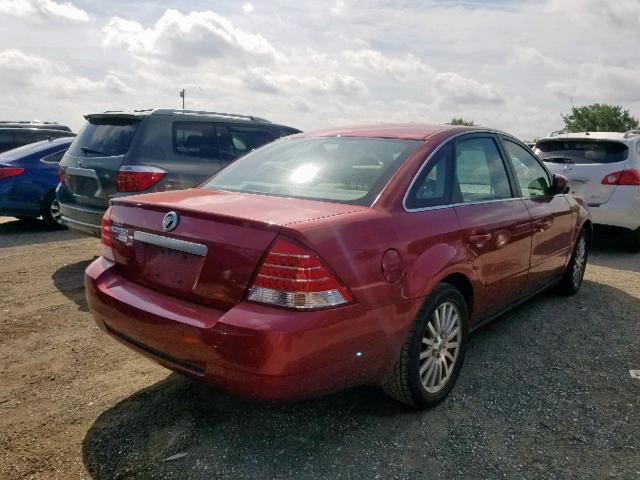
[534,218,553,232]
[468,232,492,246]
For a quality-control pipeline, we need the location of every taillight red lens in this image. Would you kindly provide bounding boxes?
[0,166,25,180]
[101,206,114,261]
[601,169,640,185]
[116,166,166,192]
[58,165,65,184]
[247,239,352,309]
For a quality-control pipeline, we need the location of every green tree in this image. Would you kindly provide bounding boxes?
[562,104,639,132]
[448,117,476,126]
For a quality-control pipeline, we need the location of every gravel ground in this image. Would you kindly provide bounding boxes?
[0,216,639,479]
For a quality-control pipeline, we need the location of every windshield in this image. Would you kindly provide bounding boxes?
[202,136,422,206]
[68,118,140,157]
[535,139,629,164]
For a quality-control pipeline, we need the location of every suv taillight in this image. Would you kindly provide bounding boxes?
[601,169,640,186]
[0,166,25,180]
[101,206,114,261]
[247,238,352,310]
[116,166,166,192]
[58,165,65,184]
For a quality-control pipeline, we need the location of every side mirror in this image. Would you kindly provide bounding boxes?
[551,174,570,195]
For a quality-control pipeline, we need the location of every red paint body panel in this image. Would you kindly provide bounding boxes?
[85,124,591,401]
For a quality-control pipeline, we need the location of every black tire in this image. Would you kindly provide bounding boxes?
[383,283,469,408]
[41,191,65,230]
[626,228,640,253]
[557,228,589,295]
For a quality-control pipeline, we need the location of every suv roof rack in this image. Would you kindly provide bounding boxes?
[547,129,567,137]
[154,109,271,123]
[95,109,271,123]
[623,129,640,139]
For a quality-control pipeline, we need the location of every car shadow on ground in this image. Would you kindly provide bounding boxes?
[590,229,640,274]
[81,278,640,479]
[52,259,95,312]
[0,217,78,248]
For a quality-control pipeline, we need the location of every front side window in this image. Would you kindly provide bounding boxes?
[454,137,512,203]
[504,140,551,197]
[203,136,422,206]
[406,143,453,209]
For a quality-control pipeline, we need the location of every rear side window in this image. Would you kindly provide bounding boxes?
[536,140,629,164]
[218,126,275,158]
[454,137,512,203]
[173,122,219,159]
[41,149,67,163]
[203,136,422,206]
[406,143,453,209]
[68,119,139,157]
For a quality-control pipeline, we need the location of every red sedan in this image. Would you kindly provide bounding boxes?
[85,124,591,408]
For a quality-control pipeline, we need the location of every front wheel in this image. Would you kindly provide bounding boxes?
[557,228,589,295]
[41,191,66,230]
[383,283,469,408]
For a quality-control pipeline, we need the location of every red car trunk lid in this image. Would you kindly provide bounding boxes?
[108,189,365,310]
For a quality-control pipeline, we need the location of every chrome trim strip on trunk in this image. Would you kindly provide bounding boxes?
[133,231,208,257]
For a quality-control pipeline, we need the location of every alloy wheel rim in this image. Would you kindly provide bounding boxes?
[50,199,62,223]
[419,301,461,393]
[572,235,586,288]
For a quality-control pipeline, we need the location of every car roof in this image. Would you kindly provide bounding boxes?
[0,136,74,160]
[0,121,71,131]
[303,124,484,141]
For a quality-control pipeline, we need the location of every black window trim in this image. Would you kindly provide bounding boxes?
[404,141,454,210]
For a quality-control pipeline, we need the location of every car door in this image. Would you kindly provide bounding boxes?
[501,138,574,293]
[451,134,533,319]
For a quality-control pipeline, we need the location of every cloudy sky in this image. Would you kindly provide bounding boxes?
[1,0,639,140]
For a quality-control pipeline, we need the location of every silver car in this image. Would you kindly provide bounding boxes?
[535,130,640,251]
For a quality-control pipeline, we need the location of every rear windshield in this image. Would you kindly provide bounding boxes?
[535,140,629,164]
[202,136,422,206]
[68,118,140,157]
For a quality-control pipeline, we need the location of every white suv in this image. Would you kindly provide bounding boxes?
[534,130,640,251]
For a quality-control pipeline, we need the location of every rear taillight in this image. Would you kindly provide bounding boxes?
[0,166,25,180]
[101,206,114,261]
[116,166,166,192]
[58,165,65,184]
[247,239,353,310]
[601,169,640,186]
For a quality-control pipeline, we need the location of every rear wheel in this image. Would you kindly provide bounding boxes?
[383,283,469,408]
[41,191,65,230]
[557,228,589,295]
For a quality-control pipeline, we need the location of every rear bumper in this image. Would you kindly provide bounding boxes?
[85,258,414,401]
[58,200,104,236]
[590,186,640,230]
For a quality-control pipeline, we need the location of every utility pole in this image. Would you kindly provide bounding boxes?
[179,89,185,110]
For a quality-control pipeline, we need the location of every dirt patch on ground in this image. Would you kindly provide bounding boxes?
[0,216,639,479]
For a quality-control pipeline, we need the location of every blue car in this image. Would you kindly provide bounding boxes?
[0,137,74,229]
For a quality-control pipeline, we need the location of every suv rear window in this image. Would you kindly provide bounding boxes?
[203,136,422,206]
[536,140,629,164]
[68,118,139,157]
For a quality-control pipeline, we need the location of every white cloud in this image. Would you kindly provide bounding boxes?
[0,0,88,23]
[103,9,281,65]
[1,1,640,139]
[435,72,504,105]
